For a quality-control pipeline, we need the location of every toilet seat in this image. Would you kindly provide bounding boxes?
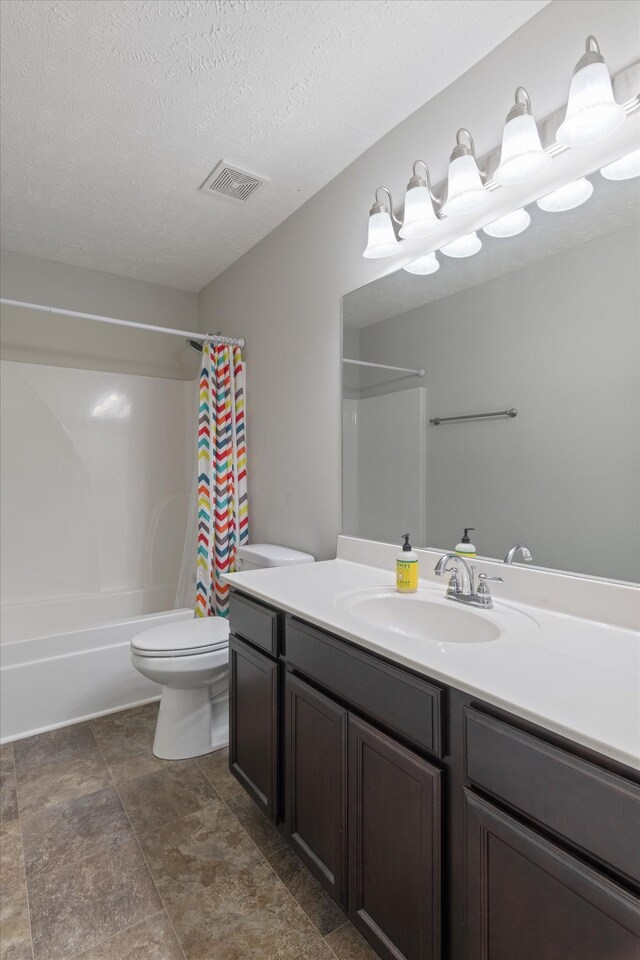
[131,617,229,658]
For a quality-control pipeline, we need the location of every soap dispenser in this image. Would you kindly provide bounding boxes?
[396,534,418,594]
[455,528,477,559]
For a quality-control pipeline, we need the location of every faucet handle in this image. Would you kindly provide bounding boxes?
[478,573,504,583]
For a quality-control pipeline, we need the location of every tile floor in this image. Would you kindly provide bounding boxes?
[0,702,378,960]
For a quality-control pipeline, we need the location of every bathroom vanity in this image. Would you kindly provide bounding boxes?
[225,544,640,960]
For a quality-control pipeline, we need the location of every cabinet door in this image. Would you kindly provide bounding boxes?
[348,715,441,960]
[285,673,347,906]
[466,790,640,960]
[229,635,278,820]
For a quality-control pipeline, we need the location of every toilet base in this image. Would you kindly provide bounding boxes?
[153,685,229,760]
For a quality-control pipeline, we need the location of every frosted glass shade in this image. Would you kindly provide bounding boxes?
[400,185,438,239]
[494,114,551,185]
[403,253,440,275]
[363,210,400,258]
[537,178,593,212]
[557,62,625,146]
[440,232,482,258]
[442,155,488,216]
[600,149,640,181]
[483,208,531,238]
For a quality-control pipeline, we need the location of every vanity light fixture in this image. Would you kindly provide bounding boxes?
[536,177,593,212]
[441,129,488,216]
[403,252,440,275]
[494,88,551,185]
[482,208,531,238]
[600,148,640,180]
[557,36,625,146]
[440,232,482,258]
[363,187,401,258]
[399,161,439,239]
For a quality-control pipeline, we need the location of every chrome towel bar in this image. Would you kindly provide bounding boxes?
[429,408,517,425]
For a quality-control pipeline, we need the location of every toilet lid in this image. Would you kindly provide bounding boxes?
[131,617,230,657]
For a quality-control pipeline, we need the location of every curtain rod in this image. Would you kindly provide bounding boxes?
[0,298,245,349]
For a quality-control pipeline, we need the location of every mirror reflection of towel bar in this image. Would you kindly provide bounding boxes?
[430,408,517,425]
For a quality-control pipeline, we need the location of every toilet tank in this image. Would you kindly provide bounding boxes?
[235,543,315,572]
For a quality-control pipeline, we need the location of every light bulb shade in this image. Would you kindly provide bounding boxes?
[400,184,438,238]
[557,61,625,146]
[363,209,400,258]
[403,253,440,275]
[494,113,551,185]
[482,208,531,238]
[440,232,482,258]
[442,154,488,216]
[600,149,640,181]
[537,178,593,212]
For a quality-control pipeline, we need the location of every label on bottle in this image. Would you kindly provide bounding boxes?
[396,559,418,593]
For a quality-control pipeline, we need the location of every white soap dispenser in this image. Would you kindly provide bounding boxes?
[455,528,477,559]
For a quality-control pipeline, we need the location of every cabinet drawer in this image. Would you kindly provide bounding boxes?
[229,591,279,656]
[286,618,443,758]
[464,708,640,886]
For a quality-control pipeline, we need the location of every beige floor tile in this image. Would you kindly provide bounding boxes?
[139,801,262,904]
[268,846,346,936]
[28,838,162,960]
[196,748,243,801]
[165,859,320,960]
[0,744,14,762]
[13,722,97,771]
[73,911,183,960]
[324,922,379,960]
[118,761,218,835]
[296,943,337,960]
[0,876,32,960]
[16,750,111,818]
[225,792,288,858]
[0,755,18,823]
[0,820,25,892]
[21,785,132,879]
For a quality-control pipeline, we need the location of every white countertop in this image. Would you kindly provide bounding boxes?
[225,557,640,771]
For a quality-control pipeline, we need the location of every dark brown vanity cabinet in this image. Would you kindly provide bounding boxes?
[229,590,640,960]
[229,634,279,819]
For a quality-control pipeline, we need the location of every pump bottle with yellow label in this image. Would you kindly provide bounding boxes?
[396,534,418,593]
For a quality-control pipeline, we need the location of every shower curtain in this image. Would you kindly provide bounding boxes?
[196,342,248,618]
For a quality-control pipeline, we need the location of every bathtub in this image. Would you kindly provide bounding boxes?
[0,588,193,742]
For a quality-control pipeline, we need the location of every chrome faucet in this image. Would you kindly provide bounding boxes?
[434,554,503,609]
[504,544,533,565]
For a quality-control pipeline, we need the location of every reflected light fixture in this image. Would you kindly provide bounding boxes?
[363,187,400,258]
[600,149,640,180]
[494,88,551,185]
[537,177,593,212]
[557,36,625,146]
[482,208,531,238]
[442,129,488,216]
[400,161,439,239]
[403,252,440,275]
[440,232,482,258]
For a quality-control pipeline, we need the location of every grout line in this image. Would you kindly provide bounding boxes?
[63,911,168,960]
[92,730,189,960]
[11,764,35,960]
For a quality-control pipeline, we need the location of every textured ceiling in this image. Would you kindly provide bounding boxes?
[343,171,640,328]
[0,0,547,291]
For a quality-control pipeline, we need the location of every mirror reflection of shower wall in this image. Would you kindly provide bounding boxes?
[342,167,640,583]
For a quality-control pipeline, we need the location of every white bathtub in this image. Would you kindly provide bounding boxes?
[0,589,193,742]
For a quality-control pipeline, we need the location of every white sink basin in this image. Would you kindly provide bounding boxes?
[337,587,538,646]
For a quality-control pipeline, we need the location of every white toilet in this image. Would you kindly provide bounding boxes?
[130,543,314,760]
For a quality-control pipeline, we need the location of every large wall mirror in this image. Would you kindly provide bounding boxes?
[342,157,639,583]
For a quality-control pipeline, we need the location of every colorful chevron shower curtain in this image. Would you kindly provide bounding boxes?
[196,342,248,618]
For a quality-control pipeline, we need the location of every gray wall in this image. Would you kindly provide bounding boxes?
[356,225,640,581]
[198,0,640,560]
[1,251,199,379]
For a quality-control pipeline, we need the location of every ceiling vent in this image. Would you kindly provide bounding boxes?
[199,161,266,204]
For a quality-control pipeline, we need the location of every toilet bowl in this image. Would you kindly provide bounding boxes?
[130,543,314,760]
